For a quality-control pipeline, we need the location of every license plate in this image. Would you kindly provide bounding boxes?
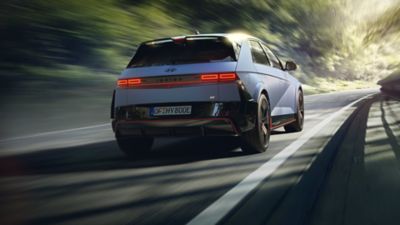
[151,105,192,116]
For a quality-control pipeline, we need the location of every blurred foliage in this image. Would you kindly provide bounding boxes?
[0,0,399,84]
[1,0,399,136]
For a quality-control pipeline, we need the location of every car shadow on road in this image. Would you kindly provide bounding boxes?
[253,93,378,225]
[261,93,400,225]
[0,137,245,176]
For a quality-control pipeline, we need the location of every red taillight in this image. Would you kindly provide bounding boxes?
[117,79,128,88]
[201,74,219,81]
[128,78,141,85]
[219,73,237,81]
[200,72,238,82]
[117,78,142,88]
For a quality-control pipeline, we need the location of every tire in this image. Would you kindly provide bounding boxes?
[284,89,304,132]
[241,94,271,154]
[116,136,154,158]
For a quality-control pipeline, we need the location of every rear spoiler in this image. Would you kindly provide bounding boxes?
[141,35,225,46]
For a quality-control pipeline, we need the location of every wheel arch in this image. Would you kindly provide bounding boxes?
[296,85,303,107]
[111,89,116,119]
[254,82,270,105]
[292,84,303,111]
[260,89,270,104]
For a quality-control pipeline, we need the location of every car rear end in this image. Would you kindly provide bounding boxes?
[111,35,255,139]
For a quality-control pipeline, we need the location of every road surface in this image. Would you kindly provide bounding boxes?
[1,89,399,225]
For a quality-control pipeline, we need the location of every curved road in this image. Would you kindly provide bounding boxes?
[2,88,398,225]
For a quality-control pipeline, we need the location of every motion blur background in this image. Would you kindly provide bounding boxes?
[0,0,399,138]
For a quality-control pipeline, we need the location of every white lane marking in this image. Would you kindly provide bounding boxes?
[306,113,322,120]
[0,123,110,143]
[187,94,375,225]
[305,87,379,97]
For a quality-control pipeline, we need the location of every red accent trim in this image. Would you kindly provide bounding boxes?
[269,116,272,129]
[271,119,296,130]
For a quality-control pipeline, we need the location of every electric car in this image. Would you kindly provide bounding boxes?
[111,33,304,157]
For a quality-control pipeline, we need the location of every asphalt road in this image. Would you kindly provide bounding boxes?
[2,88,398,225]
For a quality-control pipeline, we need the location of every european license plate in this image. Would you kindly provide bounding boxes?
[151,105,192,116]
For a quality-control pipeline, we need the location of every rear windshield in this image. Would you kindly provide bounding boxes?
[127,37,236,68]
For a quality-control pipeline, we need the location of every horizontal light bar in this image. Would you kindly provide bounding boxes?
[117,73,238,88]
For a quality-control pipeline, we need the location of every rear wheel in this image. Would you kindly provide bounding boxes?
[284,89,304,132]
[116,135,154,158]
[241,94,271,154]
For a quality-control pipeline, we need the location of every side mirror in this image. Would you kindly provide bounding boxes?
[285,61,297,71]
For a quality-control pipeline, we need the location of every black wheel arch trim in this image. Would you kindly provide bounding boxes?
[111,89,116,119]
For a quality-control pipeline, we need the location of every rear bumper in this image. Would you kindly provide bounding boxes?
[112,101,257,137]
[115,118,238,137]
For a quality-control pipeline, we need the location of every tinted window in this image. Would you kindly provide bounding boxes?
[249,40,270,65]
[128,38,236,68]
[262,44,283,69]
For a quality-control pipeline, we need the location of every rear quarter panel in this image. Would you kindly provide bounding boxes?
[235,40,297,116]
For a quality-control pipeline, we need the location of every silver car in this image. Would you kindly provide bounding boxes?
[111,33,304,157]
